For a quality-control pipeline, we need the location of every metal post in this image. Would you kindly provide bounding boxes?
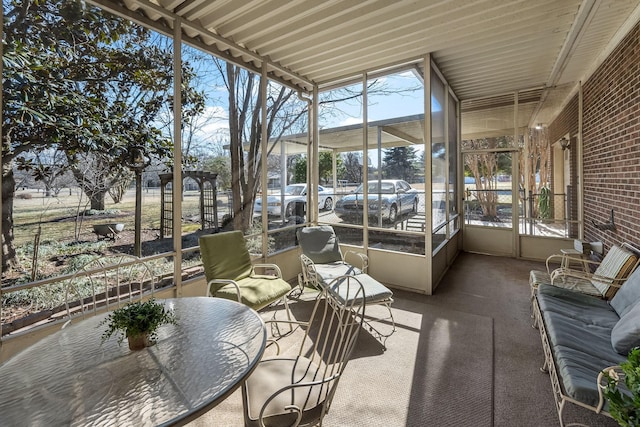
[134,171,142,257]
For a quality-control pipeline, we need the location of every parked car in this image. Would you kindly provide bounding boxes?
[334,179,419,223]
[254,184,334,218]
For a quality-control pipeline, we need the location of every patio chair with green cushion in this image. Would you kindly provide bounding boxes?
[199,231,292,313]
[530,243,640,305]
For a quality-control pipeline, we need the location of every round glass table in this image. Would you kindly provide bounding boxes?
[0,297,266,426]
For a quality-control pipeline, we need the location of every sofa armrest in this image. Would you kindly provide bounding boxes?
[596,365,624,414]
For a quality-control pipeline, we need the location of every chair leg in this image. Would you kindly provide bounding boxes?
[362,301,396,350]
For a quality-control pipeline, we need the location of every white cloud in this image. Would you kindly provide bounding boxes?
[339,117,362,127]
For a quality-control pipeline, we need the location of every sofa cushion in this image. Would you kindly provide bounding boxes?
[536,284,619,328]
[553,344,626,406]
[611,300,640,354]
[610,266,640,318]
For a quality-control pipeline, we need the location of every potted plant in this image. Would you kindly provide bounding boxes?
[602,347,640,426]
[100,298,178,351]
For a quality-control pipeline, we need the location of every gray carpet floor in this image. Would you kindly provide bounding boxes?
[188,252,620,427]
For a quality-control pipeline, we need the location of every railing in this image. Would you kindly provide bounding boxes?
[464,188,579,238]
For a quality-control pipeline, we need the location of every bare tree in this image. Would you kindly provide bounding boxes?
[68,152,132,211]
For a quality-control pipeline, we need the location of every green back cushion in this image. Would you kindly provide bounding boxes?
[297,226,343,264]
[199,231,253,286]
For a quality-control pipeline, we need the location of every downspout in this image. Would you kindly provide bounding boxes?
[172,19,183,296]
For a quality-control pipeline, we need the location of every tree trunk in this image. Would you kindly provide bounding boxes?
[89,190,107,211]
[2,160,18,273]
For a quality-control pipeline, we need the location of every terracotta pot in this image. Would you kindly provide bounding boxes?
[127,333,152,351]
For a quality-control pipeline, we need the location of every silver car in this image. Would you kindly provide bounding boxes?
[254,184,334,218]
[334,179,419,223]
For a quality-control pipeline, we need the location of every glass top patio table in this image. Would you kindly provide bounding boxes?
[0,297,266,426]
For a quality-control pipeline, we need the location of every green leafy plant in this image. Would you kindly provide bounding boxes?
[100,298,177,346]
[538,186,551,219]
[603,347,640,426]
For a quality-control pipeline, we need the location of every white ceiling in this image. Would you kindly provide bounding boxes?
[96,0,640,129]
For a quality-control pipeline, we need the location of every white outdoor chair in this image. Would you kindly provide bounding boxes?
[64,254,157,326]
[297,225,395,348]
[241,275,365,427]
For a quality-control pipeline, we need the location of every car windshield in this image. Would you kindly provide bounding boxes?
[354,182,396,194]
[284,185,304,195]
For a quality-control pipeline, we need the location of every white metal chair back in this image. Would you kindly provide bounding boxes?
[242,275,366,427]
[64,254,156,326]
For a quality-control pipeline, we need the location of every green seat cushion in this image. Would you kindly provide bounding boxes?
[215,276,292,311]
[297,226,343,264]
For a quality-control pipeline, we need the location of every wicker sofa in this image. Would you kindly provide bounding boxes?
[532,263,640,426]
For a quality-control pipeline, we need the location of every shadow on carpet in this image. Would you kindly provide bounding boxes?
[331,297,494,427]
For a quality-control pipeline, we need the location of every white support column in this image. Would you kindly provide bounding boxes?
[332,150,338,211]
[261,62,269,258]
[424,55,433,293]
[311,86,319,224]
[444,84,450,237]
[513,91,519,257]
[362,73,369,249]
[172,19,183,295]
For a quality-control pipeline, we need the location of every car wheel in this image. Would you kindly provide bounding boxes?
[388,204,398,223]
[285,203,294,217]
[412,198,418,213]
[323,197,333,211]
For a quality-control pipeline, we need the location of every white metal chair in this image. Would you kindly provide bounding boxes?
[241,275,366,427]
[296,225,368,291]
[530,243,640,302]
[297,225,395,348]
[64,254,157,326]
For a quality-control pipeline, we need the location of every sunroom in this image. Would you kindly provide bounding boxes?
[2,1,640,426]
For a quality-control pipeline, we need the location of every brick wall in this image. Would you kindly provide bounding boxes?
[580,21,640,251]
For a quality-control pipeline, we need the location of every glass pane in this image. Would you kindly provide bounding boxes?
[432,72,446,232]
[448,92,459,217]
[366,69,425,241]
[462,151,514,228]
[368,230,425,255]
[318,82,364,228]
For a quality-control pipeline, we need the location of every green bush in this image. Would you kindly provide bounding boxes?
[603,347,640,426]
